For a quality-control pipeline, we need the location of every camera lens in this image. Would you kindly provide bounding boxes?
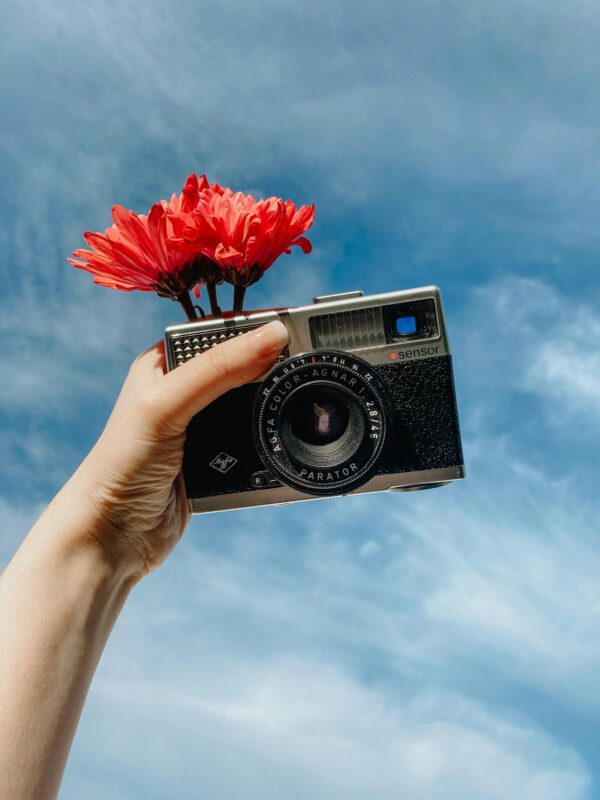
[253,350,389,496]
[280,384,364,469]
[289,387,349,446]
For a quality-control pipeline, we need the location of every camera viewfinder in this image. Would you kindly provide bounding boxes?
[383,298,439,343]
[394,315,417,335]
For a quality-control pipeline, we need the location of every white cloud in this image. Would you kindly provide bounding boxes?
[67,659,588,800]
[460,277,600,430]
[359,538,382,558]
[397,461,600,696]
[7,0,600,222]
[526,310,600,417]
[0,286,163,414]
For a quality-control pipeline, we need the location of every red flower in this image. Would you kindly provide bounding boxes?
[182,188,315,288]
[165,174,227,298]
[68,203,188,295]
[69,173,316,318]
[176,172,225,214]
[68,175,219,318]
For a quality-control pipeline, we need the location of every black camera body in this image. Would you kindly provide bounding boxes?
[164,287,464,513]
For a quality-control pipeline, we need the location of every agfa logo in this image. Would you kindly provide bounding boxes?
[209,452,238,474]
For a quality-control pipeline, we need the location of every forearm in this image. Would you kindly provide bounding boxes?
[0,486,135,800]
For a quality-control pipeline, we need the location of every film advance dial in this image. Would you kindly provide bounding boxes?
[253,350,389,496]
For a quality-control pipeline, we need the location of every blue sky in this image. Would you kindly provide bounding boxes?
[2,0,600,797]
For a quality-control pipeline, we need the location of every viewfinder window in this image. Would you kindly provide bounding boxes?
[395,315,417,335]
[383,298,439,343]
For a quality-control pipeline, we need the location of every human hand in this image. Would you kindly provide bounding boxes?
[56,320,289,581]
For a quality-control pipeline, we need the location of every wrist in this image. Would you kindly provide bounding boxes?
[28,473,145,589]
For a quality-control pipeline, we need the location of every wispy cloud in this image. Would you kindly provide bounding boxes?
[460,277,600,436]
[70,659,588,800]
[526,313,600,421]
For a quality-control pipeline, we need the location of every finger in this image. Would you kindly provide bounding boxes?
[153,320,288,432]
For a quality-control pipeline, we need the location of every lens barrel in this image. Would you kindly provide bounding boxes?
[253,350,389,496]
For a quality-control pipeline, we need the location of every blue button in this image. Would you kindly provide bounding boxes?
[395,315,417,335]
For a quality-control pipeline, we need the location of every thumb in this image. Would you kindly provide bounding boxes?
[155,320,288,433]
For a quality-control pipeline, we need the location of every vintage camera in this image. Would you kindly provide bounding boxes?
[164,287,464,513]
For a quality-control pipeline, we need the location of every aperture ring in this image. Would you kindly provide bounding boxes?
[253,350,389,496]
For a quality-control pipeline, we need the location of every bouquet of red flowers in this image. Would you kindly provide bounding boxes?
[68,174,315,319]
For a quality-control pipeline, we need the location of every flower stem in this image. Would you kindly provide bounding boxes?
[206,282,222,316]
[233,285,246,316]
[177,291,197,321]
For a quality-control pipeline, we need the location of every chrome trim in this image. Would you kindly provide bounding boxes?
[165,285,450,369]
[313,290,365,303]
[188,465,465,514]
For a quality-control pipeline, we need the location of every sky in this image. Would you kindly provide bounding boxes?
[2,0,600,797]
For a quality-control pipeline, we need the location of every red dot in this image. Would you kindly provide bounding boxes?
[390,352,398,360]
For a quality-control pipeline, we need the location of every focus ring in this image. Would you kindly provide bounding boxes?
[253,350,389,496]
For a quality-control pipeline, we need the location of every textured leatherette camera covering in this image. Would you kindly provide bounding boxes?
[376,356,463,474]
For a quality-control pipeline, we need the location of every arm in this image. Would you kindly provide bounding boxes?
[0,320,288,800]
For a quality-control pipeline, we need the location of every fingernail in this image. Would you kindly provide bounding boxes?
[253,320,289,358]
